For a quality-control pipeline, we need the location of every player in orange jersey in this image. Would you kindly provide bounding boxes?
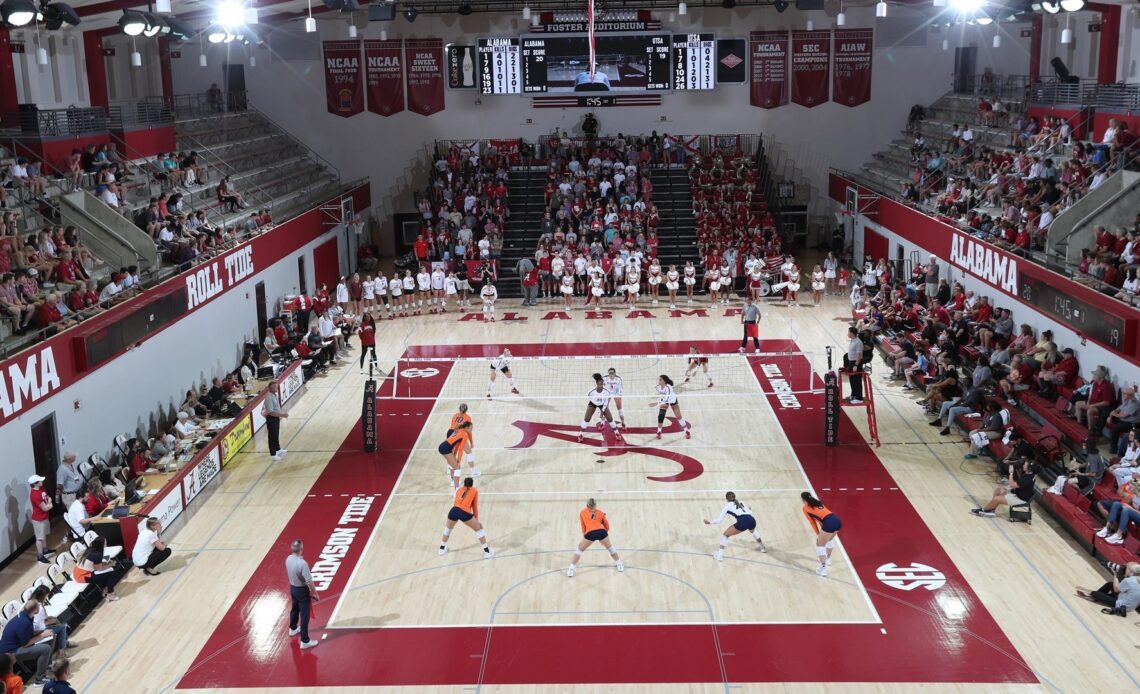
[438,477,494,558]
[438,421,473,490]
[447,403,479,477]
[801,491,842,577]
[567,498,623,577]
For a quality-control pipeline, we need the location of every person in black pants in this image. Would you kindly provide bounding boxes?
[262,381,289,460]
[286,539,321,649]
[843,326,864,404]
[740,297,761,352]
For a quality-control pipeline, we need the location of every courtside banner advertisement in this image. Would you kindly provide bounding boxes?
[832,28,873,107]
[405,38,445,116]
[364,39,405,116]
[790,30,831,108]
[220,414,254,467]
[749,31,788,108]
[323,40,364,118]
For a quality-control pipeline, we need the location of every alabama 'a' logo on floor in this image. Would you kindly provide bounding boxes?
[507,417,704,482]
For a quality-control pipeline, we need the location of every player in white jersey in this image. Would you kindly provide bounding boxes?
[624,268,640,307]
[665,265,680,309]
[431,267,446,313]
[415,269,432,315]
[374,274,390,318]
[647,259,662,306]
[392,272,405,319]
[480,282,499,322]
[444,272,458,312]
[560,272,575,310]
[487,348,520,398]
[603,367,626,427]
[703,491,767,560]
[401,271,415,317]
[579,374,623,443]
[651,374,691,439]
[683,261,697,304]
[707,267,722,307]
[362,276,375,314]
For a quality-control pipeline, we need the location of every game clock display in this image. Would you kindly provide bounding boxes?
[1018,274,1133,354]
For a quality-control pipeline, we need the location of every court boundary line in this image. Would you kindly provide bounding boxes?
[324,364,461,629]
[744,356,885,625]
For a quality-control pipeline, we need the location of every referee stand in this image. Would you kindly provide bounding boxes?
[835,366,880,447]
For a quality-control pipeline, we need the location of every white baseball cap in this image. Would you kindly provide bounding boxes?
[28,474,45,485]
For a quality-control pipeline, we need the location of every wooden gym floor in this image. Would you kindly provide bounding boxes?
[3,289,1137,693]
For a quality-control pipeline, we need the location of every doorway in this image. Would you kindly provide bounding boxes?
[953,47,977,94]
[30,415,58,502]
[298,256,308,296]
[255,281,267,344]
[223,64,247,111]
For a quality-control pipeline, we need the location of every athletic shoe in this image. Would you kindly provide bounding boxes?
[288,627,301,636]
[300,639,320,650]
[1096,526,1110,538]
[848,399,863,405]
[755,348,761,353]
[758,543,768,553]
[1106,533,1125,545]
[271,453,282,461]
[707,382,714,388]
[928,419,942,427]
[826,556,833,567]
[685,428,692,439]
[738,347,745,353]
[939,428,950,436]
[470,468,481,477]
[669,304,676,309]
[277,449,288,457]
[656,432,662,439]
[484,547,495,558]
[714,549,724,561]
[615,561,624,572]
[510,388,520,395]
[963,453,978,460]
[567,566,575,578]
[577,434,583,443]
[37,555,49,564]
[971,508,995,517]
[815,565,828,577]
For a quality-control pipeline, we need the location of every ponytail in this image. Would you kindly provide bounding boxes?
[592,372,603,383]
[726,491,742,510]
[801,491,824,508]
[660,374,674,387]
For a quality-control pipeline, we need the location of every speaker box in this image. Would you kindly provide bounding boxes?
[368,3,397,21]
[796,0,825,10]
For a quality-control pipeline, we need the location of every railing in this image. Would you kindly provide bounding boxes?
[167,90,250,119]
[1026,78,1098,107]
[951,73,1031,101]
[108,100,174,129]
[243,96,341,184]
[0,106,108,136]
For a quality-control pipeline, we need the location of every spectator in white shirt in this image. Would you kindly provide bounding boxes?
[1038,205,1056,230]
[64,496,92,539]
[961,126,974,142]
[98,276,122,302]
[1090,169,1109,190]
[99,186,120,210]
[174,410,199,439]
[1102,119,1118,145]
[132,517,172,576]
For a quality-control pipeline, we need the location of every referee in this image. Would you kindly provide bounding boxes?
[739,296,761,353]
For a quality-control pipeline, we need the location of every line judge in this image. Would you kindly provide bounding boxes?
[739,295,761,353]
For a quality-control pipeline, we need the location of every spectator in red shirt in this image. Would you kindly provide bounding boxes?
[28,475,53,564]
[1037,347,1079,393]
[35,292,64,330]
[1070,365,1115,431]
[83,481,109,517]
[413,237,429,262]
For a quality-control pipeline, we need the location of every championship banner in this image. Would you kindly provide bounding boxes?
[791,30,831,108]
[364,39,405,116]
[405,38,445,116]
[323,40,363,118]
[832,29,873,107]
[749,31,788,109]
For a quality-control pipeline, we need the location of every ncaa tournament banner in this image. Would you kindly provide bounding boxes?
[832,29,873,107]
[323,40,364,118]
[749,31,788,109]
[791,30,831,108]
[405,38,445,116]
[364,39,405,116]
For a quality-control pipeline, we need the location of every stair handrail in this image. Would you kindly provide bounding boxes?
[243,96,342,183]
[173,129,282,218]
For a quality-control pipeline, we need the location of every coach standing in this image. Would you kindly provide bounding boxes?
[844,326,864,405]
[262,381,288,461]
[739,296,761,353]
[286,539,320,650]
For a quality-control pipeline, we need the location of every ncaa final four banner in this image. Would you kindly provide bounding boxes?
[364,39,405,116]
[791,30,831,108]
[832,28,873,107]
[405,38,445,116]
[323,40,364,118]
[749,31,788,109]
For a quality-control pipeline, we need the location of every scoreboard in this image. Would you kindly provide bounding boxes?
[518,33,671,93]
[477,38,521,94]
[672,33,715,90]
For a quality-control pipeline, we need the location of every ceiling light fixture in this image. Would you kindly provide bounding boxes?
[522,5,530,20]
[207,24,227,42]
[1059,0,1084,11]
[130,37,141,67]
[678,2,687,15]
[1041,1,1061,14]
[876,1,887,18]
[42,2,79,30]
[404,4,417,21]
[457,2,472,15]
[1,0,36,26]
[993,33,1001,47]
[118,9,147,35]
[1061,13,1072,43]
[773,0,788,12]
[837,1,845,26]
[155,0,171,12]
[142,14,164,37]
[305,0,317,32]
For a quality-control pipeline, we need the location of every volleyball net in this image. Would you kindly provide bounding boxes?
[383,351,821,402]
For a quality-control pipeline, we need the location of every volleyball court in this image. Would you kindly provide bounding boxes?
[326,349,882,630]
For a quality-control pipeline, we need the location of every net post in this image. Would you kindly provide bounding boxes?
[362,377,377,452]
[824,346,839,447]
